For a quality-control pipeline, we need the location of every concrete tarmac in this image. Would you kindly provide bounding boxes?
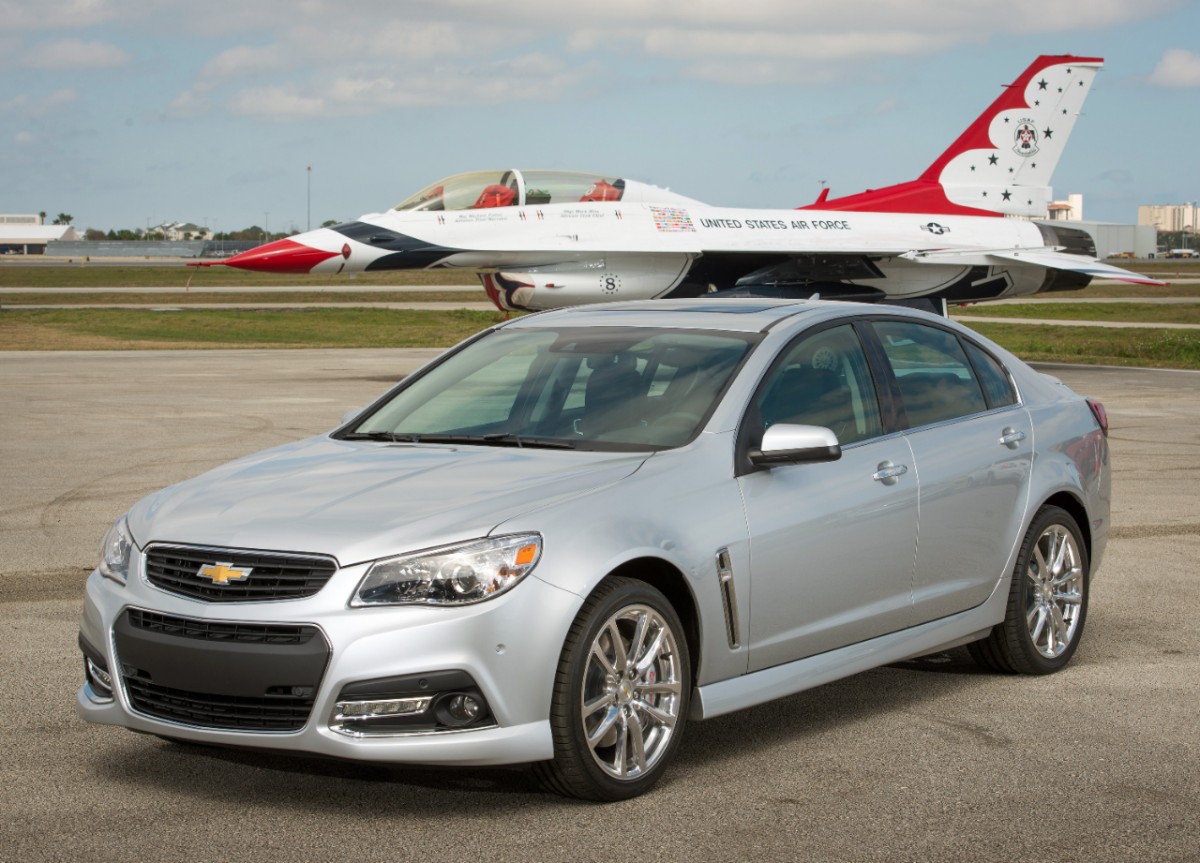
[1,350,1197,862]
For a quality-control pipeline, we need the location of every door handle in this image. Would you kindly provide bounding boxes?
[1000,427,1027,449]
[873,461,908,485]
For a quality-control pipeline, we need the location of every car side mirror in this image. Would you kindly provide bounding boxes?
[749,424,842,467]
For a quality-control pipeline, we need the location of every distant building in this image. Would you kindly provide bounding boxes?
[1006,194,1152,257]
[1,214,44,226]
[1138,202,1199,234]
[148,221,212,241]
[0,223,80,254]
[1047,194,1083,221]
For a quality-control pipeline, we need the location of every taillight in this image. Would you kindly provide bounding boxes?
[1086,398,1108,436]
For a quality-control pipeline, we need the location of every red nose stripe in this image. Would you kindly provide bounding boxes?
[223,238,340,273]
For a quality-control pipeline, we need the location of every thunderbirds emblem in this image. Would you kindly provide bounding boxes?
[1013,119,1039,157]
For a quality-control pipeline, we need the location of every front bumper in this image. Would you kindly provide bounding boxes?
[76,559,580,766]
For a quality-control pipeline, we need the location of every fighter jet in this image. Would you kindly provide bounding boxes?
[213,54,1162,312]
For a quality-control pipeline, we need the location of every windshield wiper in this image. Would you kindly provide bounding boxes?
[481,433,576,450]
[340,431,401,442]
[414,433,576,450]
[341,431,575,449]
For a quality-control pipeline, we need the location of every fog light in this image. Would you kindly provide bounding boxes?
[331,671,494,736]
[333,696,432,723]
[436,692,484,727]
[86,656,113,695]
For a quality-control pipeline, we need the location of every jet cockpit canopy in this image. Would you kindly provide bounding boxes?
[393,170,626,212]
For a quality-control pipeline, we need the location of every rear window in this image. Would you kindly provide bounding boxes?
[871,321,988,427]
[964,341,1017,409]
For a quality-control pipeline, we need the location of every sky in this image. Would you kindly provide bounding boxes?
[3,0,1198,234]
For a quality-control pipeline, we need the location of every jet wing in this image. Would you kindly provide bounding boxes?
[899,247,1167,286]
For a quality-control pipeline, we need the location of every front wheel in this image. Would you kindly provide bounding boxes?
[971,505,1089,674]
[534,577,691,801]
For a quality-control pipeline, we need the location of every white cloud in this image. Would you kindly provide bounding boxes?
[227,86,326,120]
[213,50,578,120]
[455,0,1176,47]
[0,88,76,117]
[33,88,77,116]
[142,0,1178,118]
[1149,48,1200,88]
[199,44,290,82]
[25,38,130,70]
[0,0,121,30]
[166,88,212,119]
[15,130,35,144]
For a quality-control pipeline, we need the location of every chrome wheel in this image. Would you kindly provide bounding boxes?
[1024,523,1084,659]
[970,505,1090,675]
[535,577,691,800]
[581,604,684,780]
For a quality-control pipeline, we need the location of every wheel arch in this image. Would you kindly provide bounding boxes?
[605,556,702,686]
[1038,490,1093,565]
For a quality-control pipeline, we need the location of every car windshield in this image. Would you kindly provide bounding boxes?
[342,327,757,450]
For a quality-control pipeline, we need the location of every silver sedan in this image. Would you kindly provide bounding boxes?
[77,299,1109,800]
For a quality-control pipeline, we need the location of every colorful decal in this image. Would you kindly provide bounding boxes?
[920,222,951,235]
[650,206,696,233]
[1013,119,1039,157]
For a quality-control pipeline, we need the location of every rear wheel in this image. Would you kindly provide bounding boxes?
[534,577,690,800]
[971,505,1089,674]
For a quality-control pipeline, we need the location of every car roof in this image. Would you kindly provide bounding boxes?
[502,298,871,334]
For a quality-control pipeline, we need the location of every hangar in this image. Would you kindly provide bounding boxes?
[0,223,80,255]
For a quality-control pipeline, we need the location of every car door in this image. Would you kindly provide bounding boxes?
[737,322,919,672]
[868,319,1033,623]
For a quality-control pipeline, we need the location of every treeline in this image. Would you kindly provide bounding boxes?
[81,227,292,242]
[79,220,343,243]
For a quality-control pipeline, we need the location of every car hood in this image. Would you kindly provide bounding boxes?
[127,436,648,565]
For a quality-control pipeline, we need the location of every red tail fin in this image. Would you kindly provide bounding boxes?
[801,55,1103,217]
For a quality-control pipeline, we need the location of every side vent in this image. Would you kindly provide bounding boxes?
[715,548,741,649]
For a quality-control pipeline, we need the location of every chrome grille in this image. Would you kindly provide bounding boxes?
[145,545,337,602]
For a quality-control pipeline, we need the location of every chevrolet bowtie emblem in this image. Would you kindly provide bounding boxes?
[196,562,253,585]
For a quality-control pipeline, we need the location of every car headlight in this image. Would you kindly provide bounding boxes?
[352,533,543,607]
[98,515,135,585]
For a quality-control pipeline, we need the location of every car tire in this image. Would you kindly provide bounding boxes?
[970,505,1089,674]
[533,577,691,801]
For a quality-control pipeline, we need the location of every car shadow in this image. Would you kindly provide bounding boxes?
[92,647,988,810]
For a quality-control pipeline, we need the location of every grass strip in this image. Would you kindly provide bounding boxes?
[953,302,1200,324]
[1038,284,1200,299]
[4,307,1199,370]
[0,265,472,289]
[965,322,1200,369]
[2,260,1197,290]
[0,290,487,306]
[0,308,509,350]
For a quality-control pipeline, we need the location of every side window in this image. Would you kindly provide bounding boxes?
[754,324,882,446]
[964,341,1017,408]
[871,321,988,427]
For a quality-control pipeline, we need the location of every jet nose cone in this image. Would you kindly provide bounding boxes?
[223,237,343,273]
